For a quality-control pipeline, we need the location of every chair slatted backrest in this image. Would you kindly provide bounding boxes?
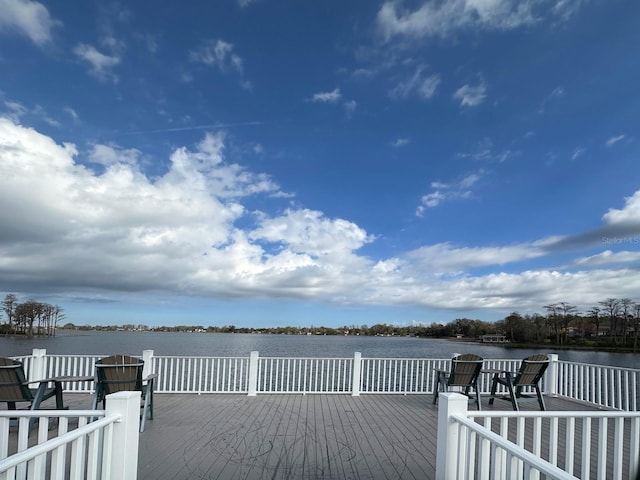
[514,354,549,387]
[95,355,143,396]
[0,357,33,402]
[448,354,483,387]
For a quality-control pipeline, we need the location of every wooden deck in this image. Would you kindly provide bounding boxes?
[3,393,623,479]
[135,394,600,480]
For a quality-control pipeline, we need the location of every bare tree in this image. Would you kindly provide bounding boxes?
[619,298,633,344]
[2,293,18,331]
[599,298,621,344]
[544,303,561,344]
[588,306,601,337]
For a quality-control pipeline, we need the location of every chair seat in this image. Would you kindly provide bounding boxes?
[92,355,156,432]
[488,354,549,411]
[433,354,484,410]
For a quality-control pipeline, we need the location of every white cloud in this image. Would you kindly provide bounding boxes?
[0,0,57,46]
[392,138,410,147]
[89,144,144,168]
[189,39,250,89]
[453,82,487,107]
[460,172,481,188]
[390,68,440,101]
[343,100,357,118]
[2,117,640,314]
[416,170,484,215]
[64,107,79,121]
[418,191,445,211]
[539,86,565,113]
[250,209,373,257]
[602,190,640,226]
[376,0,586,41]
[571,147,585,160]
[190,39,242,72]
[573,250,640,267]
[308,89,356,118]
[2,98,59,126]
[606,134,625,147]
[2,99,27,122]
[309,88,342,104]
[404,242,545,274]
[73,43,121,83]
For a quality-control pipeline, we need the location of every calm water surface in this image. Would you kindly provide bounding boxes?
[1,331,638,368]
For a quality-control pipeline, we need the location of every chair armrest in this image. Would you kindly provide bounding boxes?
[143,373,158,382]
[32,376,94,383]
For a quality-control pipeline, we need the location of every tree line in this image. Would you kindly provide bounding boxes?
[5,293,640,351]
[1,293,65,336]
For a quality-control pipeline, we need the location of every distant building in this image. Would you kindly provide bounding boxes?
[479,334,509,343]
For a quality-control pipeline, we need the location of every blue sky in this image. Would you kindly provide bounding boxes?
[1,0,640,328]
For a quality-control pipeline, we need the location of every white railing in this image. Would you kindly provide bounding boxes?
[436,392,640,480]
[360,357,444,393]
[557,360,640,411]
[152,355,248,393]
[11,350,640,411]
[0,392,140,480]
[257,356,352,394]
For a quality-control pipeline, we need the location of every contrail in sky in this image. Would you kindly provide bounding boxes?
[123,121,262,134]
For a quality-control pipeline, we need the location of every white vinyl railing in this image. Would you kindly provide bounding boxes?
[436,392,640,480]
[152,355,248,393]
[0,392,140,480]
[557,360,640,411]
[10,349,640,411]
[257,356,352,393]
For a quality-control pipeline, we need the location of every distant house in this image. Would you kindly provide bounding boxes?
[479,334,509,343]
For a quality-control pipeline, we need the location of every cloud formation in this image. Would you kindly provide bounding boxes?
[189,39,251,89]
[0,0,57,46]
[453,82,488,107]
[2,117,640,316]
[376,0,586,41]
[73,43,121,83]
[390,68,440,101]
[416,171,483,216]
[309,88,342,104]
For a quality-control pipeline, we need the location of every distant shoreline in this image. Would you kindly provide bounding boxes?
[448,337,639,354]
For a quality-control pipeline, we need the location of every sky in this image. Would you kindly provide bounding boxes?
[1,0,640,329]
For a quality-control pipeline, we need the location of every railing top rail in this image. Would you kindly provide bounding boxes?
[0,413,119,472]
[363,357,449,361]
[153,355,249,360]
[260,356,352,360]
[452,413,580,480]
[44,354,103,358]
[557,359,640,372]
[0,410,104,418]
[467,410,640,419]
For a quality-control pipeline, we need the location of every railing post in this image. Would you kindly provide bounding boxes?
[30,349,47,382]
[248,351,259,396]
[352,352,361,397]
[545,354,559,397]
[435,392,469,480]
[105,391,141,480]
[142,350,154,379]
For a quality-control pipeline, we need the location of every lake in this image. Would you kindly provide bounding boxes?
[1,331,638,368]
